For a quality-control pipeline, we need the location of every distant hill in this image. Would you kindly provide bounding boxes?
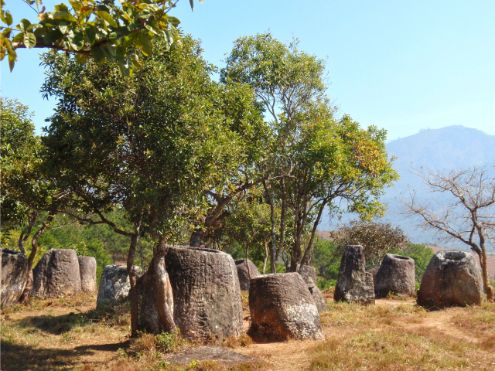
[381,125,495,247]
[319,125,495,252]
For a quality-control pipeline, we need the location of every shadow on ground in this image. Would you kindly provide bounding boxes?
[1,341,87,370]
[1,340,131,371]
[16,307,125,335]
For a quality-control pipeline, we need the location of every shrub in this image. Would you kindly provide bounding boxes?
[333,221,408,268]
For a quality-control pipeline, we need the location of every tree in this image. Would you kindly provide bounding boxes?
[188,81,268,247]
[222,33,397,271]
[0,0,195,70]
[42,35,265,333]
[332,220,408,268]
[409,168,495,301]
[0,97,65,302]
[222,33,326,272]
[221,188,277,273]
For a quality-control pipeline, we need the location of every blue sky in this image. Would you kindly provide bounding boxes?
[1,0,494,140]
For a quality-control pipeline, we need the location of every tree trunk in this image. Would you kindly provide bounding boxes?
[19,211,55,304]
[300,201,327,266]
[480,246,494,301]
[189,228,205,247]
[131,238,176,336]
[290,205,304,272]
[279,177,287,260]
[263,179,277,273]
[263,241,269,274]
[128,233,139,335]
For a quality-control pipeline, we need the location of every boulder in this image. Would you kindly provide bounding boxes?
[374,254,416,298]
[297,265,326,312]
[32,249,81,298]
[78,256,97,293]
[235,259,260,290]
[248,272,323,341]
[166,246,243,341]
[417,251,483,309]
[96,265,132,309]
[334,245,375,304]
[1,249,29,307]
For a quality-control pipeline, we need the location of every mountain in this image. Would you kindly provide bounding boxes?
[319,125,495,249]
[382,126,495,245]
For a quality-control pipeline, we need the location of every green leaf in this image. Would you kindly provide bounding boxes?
[4,11,13,26]
[135,32,152,56]
[18,19,31,32]
[8,48,16,71]
[96,11,118,28]
[23,32,37,48]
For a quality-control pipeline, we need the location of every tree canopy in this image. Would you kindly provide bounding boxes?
[0,0,194,70]
[222,33,398,271]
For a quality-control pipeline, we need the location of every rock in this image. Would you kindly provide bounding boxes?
[305,276,327,312]
[374,254,416,298]
[78,256,97,293]
[166,346,257,366]
[166,246,243,341]
[334,245,375,304]
[96,265,133,309]
[132,249,175,334]
[248,272,323,341]
[235,259,260,290]
[32,249,81,298]
[417,251,483,309]
[297,265,326,312]
[298,264,318,284]
[1,249,30,307]
[368,266,380,283]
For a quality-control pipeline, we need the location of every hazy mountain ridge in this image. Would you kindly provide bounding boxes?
[382,125,495,247]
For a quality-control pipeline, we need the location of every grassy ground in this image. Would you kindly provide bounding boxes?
[1,291,494,370]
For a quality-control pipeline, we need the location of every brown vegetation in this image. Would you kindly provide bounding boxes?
[1,292,494,370]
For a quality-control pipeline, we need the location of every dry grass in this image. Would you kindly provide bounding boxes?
[308,299,495,370]
[1,292,495,370]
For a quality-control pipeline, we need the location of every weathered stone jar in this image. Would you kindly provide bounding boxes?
[1,249,30,307]
[165,246,243,341]
[96,265,133,309]
[248,272,323,341]
[417,251,483,309]
[298,264,326,312]
[32,249,81,298]
[334,245,375,304]
[78,256,97,293]
[374,254,416,298]
[235,259,260,290]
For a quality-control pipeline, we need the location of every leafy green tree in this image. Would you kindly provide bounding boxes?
[222,33,397,271]
[188,82,269,247]
[0,97,66,302]
[220,188,274,272]
[1,0,195,70]
[42,35,267,333]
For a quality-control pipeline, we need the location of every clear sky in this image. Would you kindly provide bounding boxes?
[1,0,494,140]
